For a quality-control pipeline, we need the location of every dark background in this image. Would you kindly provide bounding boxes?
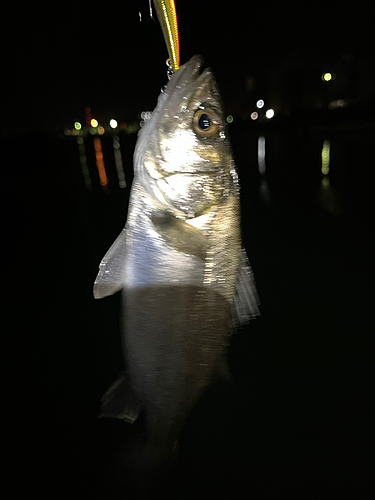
[3,0,374,133]
[5,1,374,499]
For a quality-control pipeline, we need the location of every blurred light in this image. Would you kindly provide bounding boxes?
[257,135,270,203]
[90,118,99,128]
[85,107,92,126]
[113,135,126,189]
[321,139,330,175]
[74,122,82,130]
[265,109,274,119]
[321,177,330,189]
[98,126,105,135]
[126,122,139,134]
[258,135,266,175]
[76,137,91,190]
[328,99,347,109]
[250,112,258,120]
[141,111,152,121]
[93,138,108,188]
[256,99,264,108]
[120,122,127,130]
[64,129,71,136]
[226,115,233,123]
[322,73,332,81]
[110,119,118,129]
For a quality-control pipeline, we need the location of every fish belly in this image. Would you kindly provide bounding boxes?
[123,283,231,447]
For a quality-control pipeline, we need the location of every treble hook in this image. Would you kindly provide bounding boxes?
[139,0,154,22]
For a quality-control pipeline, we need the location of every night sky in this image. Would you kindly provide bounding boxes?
[3,0,371,134]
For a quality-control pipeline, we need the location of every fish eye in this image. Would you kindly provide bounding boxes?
[193,108,219,138]
[198,113,210,130]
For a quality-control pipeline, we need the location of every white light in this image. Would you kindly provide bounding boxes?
[256,99,264,108]
[250,112,258,120]
[141,111,152,121]
[265,109,274,119]
[110,119,118,128]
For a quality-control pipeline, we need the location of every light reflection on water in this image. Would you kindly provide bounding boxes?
[113,135,126,189]
[317,176,344,217]
[71,132,346,219]
[257,135,271,204]
[76,137,91,190]
[321,139,330,175]
[318,138,344,217]
[93,138,108,189]
[74,135,128,192]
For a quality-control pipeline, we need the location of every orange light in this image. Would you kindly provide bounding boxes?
[93,138,108,187]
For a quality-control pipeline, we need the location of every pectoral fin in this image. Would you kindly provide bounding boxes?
[93,229,127,299]
[151,212,206,260]
[232,249,260,327]
[99,373,141,423]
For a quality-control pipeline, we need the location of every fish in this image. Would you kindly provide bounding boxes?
[94,55,260,464]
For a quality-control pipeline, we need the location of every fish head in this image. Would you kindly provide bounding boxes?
[134,55,235,218]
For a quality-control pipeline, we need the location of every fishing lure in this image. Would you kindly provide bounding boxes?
[152,0,180,72]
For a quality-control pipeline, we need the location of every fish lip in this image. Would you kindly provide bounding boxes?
[165,55,204,95]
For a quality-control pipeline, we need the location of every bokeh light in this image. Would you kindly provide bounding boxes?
[265,109,274,119]
[226,115,233,123]
[110,119,118,129]
[141,111,152,121]
[256,99,264,108]
[321,139,330,175]
[250,112,258,120]
[93,138,108,188]
[258,135,266,175]
[74,122,82,130]
[113,135,126,189]
[90,118,99,128]
[77,137,91,190]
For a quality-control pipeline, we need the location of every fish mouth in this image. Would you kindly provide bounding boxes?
[165,55,208,96]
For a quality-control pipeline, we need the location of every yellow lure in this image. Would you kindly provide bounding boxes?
[153,0,180,71]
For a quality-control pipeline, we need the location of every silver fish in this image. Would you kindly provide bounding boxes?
[94,55,259,462]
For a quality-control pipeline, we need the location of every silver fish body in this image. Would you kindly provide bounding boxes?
[94,55,259,461]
